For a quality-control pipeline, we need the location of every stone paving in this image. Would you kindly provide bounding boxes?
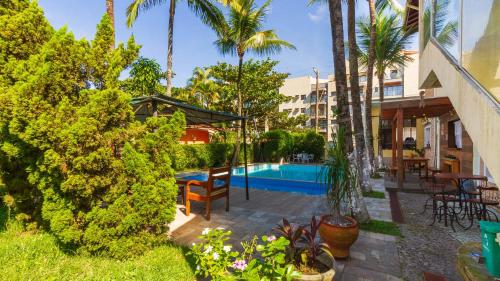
[170,182,403,281]
[391,173,484,281]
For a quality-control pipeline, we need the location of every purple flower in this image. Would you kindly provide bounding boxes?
[267,235,276,242]
[232,259,247,271]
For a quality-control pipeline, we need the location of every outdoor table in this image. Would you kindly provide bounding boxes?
[403,157,429,179]
[434,173,487,193]
[434,173,488,229]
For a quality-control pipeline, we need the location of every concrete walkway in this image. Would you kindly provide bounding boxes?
[170,181,402,281]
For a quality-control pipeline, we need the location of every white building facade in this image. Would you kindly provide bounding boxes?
[278,51,419,142]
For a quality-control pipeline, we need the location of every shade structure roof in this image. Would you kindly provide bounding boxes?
[403,0,419,32]
[131,94,246,125]
[380,96,454,120]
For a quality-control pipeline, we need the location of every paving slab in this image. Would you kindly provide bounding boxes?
[170,183,402,280]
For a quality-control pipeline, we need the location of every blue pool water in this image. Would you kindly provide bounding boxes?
[181,164,327,195]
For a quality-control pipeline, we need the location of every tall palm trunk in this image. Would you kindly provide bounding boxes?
[365,0,376,170]
[377,73,385,165]
[328,0,353,153]
[347,0,370,193]
[106,0,115,49]
[232,55,244,166]
[166,0,176,97]
[346,0,370,221]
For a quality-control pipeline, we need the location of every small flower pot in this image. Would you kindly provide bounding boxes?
[318,215,359,259]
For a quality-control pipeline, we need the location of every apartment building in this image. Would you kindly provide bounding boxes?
[278,51,420,143]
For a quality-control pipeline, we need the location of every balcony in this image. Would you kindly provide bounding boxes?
[310,83,328,92]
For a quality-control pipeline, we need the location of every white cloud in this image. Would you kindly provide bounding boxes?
[308,6,327,23]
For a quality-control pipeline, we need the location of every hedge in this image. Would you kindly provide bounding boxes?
[256,130,326,163]
[172,143,254,171]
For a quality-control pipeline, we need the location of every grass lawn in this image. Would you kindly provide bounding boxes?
[360,219,403,237]
[0,208,196,281]
[362,190,386,199]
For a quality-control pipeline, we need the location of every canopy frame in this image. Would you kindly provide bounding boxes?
[131,94,250,200]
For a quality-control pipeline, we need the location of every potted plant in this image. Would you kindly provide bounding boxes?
[274,217,335,281]
[318,128,359,258]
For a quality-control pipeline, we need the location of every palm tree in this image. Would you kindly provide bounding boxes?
[309,0,369,223]
[358,12,413,163]
[306,0,354,152]
[364,0,377,170]
[106,0,115,49]
[346,0,367,192]
[187,67,219,108]
[212,0,295,165]
[126,0,226,97]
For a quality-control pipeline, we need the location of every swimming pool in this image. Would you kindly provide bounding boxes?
[181,164,327,195]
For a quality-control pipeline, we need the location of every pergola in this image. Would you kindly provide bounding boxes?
[131,94,250,200]
[380,96,454,189]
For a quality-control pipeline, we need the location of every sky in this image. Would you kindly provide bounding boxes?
[38,0,417,87]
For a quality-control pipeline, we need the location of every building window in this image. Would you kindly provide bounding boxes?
[301,108,305,113]
[433,0,459,61]
[330,91,336,97]
[310,93,317,103]
[390,70,399,79]
[380,119,417,149]
[301,95,306,100]
[422,0,432,49]
[359,75,367,82]
[448,120,462,149]
[462,0,499,102]
[424,125,431,148]
[384,85,403,97]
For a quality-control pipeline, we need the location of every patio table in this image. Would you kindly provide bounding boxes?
[403,157,429,179]
[434,173,487,193]
[434,173,488,229]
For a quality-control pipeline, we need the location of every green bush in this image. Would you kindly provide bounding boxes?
[260,130,294,162]
[0,3,179,259]
[172,143,253,171]
[292,131,326,162]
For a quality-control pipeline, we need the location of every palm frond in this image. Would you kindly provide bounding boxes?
[307,0,327,7]
[126,0,168,27]
[186,0,225,32]
[245,30,296,56]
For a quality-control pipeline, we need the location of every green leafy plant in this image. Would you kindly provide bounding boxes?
[321,128,357,225]
[274,216,333,274]
[292,130,326,162]
[189,228,301,280]
[0,2,180,259]
[190,228,239,280]
[260,130,294,163]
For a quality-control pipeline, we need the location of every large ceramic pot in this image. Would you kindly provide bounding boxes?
[318,215,359,259]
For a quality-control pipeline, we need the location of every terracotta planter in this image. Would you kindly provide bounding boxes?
[318,215,359,259]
